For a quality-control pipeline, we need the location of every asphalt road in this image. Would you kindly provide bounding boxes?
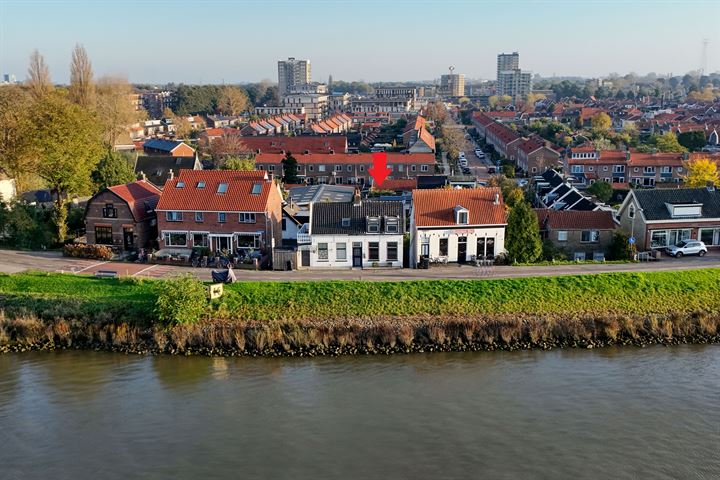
[1,248,718,282]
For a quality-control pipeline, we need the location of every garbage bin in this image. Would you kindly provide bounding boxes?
[419,256,430,269]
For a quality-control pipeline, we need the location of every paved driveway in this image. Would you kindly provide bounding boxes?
[1,249,718,282]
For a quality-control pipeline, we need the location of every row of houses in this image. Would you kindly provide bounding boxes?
[84,165,720,268]
[472,112,563,175]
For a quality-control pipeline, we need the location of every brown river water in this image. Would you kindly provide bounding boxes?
[1,345,718,479]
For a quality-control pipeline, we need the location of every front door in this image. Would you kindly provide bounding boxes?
[457,236,467,263]
[123,227,134,250]
[352,243,362,267]
[215,237,231,253]
[301,249,310,267]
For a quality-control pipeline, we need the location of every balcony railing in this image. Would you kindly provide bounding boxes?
[297,224,311,244]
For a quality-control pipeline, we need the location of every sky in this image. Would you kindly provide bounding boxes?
[1,0,719,85]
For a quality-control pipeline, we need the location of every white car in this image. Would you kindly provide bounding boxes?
[665,240,707,257]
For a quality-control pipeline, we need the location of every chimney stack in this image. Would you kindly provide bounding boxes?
[169,170,174,180]
[140,171,147,182]
[353,187,362,206]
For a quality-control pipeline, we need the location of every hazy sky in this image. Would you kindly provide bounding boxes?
[1,0,718,84]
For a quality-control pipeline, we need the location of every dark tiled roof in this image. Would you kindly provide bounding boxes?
[633,188,720,220]
[311,201,404,235]
[134,155,199,188]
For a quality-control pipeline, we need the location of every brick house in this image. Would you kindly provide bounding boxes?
[254,152,436,187]
[616,186,720,251]
[84,180,161,250]
[154,170,283,254]
[516,137,562,175]
[535,209,616,261]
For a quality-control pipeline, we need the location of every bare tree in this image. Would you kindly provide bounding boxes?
[95,75,140,149]
[209,133,249,162]
[218,86,250,116]
[69,44,95,109]
[27,49,54,100]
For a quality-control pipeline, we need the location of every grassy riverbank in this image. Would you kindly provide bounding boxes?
[1,269,719,355]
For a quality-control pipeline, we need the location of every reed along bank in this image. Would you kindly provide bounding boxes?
[1,269,718,356]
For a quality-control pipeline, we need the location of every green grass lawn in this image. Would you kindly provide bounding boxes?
[1,269,719,323]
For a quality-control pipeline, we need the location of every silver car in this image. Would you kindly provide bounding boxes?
[666,240,708,257]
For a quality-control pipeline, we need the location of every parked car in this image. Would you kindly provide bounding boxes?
[665,240,707,257]
[488,167,496,174]
[461,167,471,174]
[474,149,483,156]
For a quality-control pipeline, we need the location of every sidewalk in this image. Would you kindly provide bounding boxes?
[1,248,718,282]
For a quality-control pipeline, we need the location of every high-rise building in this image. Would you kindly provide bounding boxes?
[496,52,519,83]
[440,74,465,97]
[278,57,311,96]
[496,52,532,99]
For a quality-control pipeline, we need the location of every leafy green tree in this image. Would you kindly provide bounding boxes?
[92,151,136,191]
[587,181,613,203]
[154,274,207,325]
[608,232,633,261]
[505,201,542,263]
[221,156,256,171]
[654,132,687,153]
[281,152,299,183]
[0,85,38,191]
[677,131,707,152]
[504,187,525,208]
[32,93,103,241]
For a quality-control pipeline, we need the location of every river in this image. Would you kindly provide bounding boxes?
[1,346,718,479]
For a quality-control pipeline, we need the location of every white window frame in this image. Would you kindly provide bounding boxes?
[166,211,182,222]
[557,231,568,241]
[239,212,257,223]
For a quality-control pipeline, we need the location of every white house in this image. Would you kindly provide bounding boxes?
[410,188,507,266]
[304,195,404,268]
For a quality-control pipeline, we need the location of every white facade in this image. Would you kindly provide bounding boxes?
[308,234,404,268]
[410,226,505,266]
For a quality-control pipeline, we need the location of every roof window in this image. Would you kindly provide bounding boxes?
[197,181,205,189]
[176,181,185,188]
[251,183,262,195]
[217,183,229,194]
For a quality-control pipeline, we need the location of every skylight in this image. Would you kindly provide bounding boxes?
[217,183,229,194]
[251,183,262,194]
[176,181,185,188]
[197,181,205,189]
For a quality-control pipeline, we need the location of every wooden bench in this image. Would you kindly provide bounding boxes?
[95,270,119,278]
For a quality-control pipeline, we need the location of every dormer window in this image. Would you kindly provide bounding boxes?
[367,216,380,233]
[454,205,469,225]
[666,203,702,218]
[385,216,399,233]
[217,183,228,194]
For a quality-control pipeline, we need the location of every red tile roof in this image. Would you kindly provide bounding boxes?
[255,152,436,165]
[417,127,436,151]
[156,170,275,213]
[379,178,417,191]
[241,136,347,154]
[413,188,507,227]
[535,209,615,230]
[107,180,161,222]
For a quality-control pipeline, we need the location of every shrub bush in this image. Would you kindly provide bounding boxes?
[63,243,113,260]
[154,274,207,325]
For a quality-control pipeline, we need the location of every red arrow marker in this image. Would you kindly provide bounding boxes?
[368,151,392,187]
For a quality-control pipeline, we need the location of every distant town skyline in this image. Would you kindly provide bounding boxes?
[1,0,719,84]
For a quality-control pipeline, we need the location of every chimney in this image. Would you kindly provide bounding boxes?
[169,170,174,180]
[353,187,362,206]
[494,192,500,205]
[140,171,147,182]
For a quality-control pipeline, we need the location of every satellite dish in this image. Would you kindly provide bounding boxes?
[449,66,455,73]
